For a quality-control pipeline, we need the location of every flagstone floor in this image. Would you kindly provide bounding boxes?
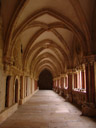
[0,90,96,128]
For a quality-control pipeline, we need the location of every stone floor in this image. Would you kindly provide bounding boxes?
[0,90,96,128]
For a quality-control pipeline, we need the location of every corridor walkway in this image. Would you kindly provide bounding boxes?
[0,90,96,128]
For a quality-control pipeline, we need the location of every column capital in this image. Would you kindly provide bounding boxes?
[83,54,96,64]
[67,68,72,73]
[60,74,65,77]
[3,55,14,65]
[53,77,59,80]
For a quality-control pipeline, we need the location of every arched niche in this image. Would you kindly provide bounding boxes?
[5,76,11,107]
[14,79,19,103]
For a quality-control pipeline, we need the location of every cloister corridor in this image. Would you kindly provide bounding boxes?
[0,90,96,128]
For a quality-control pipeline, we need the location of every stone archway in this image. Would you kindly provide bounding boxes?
[5,76,11,107]
[38,69,53,90]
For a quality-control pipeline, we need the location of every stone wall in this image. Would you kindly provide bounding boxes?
[62,89,86,106]
[8,76,14,107]
[0,67,38,123]
[26,77,32,96]
[0,67,6,112]
[72,91,86,106]
[0,67,38,113]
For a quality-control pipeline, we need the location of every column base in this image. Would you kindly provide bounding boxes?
[19,89,38,105]
[56,89,59,93]
[53,88,56,92]
[59,90,63,96]
[68,94,73,102]
[65,94,72,102]
[82,102,96,117]
[0,103,18,124]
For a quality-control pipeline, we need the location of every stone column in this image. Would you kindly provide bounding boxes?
[32,78,35,93]
[65,75,68,88]
[68,72,73,102]
[94,62,96,104]
[59,76,64,95]
[64,76,65,88]
[31,78,33,94]
[90,62,95,103]
[24,77,26,98]
[81,70,85,89]
[85,63,89,102]
[61,77,64,90]
[85,62,95,103]
[74,73,77,89]
[57,78,59,93]
[34,80,37,91]
[53,79,56,91]
[82,55,96,116]
[20,76,25,99]
[53,80,55,90]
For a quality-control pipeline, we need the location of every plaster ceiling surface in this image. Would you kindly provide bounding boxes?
[27,48,63,73]
[35,48,63,63]
[33,60,58,73]
[79,0,95,28]
[15,0,81,29]
[35,58,58,68]
[30,31,67,50]
[55,28,74,48]
[1,0,94,78]
[1,0,19,35]
[34,14,61,24]
[35,63,57,75]
[31,51,63,69]
[20,27,41,51]
[32,59,58,72]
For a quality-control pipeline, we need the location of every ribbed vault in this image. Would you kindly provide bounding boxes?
[1,0,95,79]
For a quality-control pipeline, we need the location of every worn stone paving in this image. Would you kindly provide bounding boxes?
[0,90,96,128]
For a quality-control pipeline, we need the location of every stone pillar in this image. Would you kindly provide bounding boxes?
[74,73,77,89]
[90,62,95,103]
[54,80,56,90]
[68,72,72,102]
[77,71,80,89]
[85,62,95,103]
[85,63,89,102]
[57,78,59,93]
[24,77,26,98]
[81,70,85,90]
[72,73,74,90]
[53,80,55,90]
[59,76,64,95]
[68,74,72,94]
[20,76,25,99]
[32,78,35,93]
[34,80,36,91]
[82,55,96,116]
[55,79,57,92]
[94,62,96,104]
[61,77,64,90]
[31,78,33,93]
[53,80,56,91]
[0,16,3,66]
[59,78,61,90]
[65,75,68,88]
[35,80,38,90]
[64,76,65,88]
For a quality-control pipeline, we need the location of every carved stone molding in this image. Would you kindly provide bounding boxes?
[82,102,96,117]
[83,54,96,63]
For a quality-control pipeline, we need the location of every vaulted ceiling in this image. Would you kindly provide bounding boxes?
[1,0,96,78]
